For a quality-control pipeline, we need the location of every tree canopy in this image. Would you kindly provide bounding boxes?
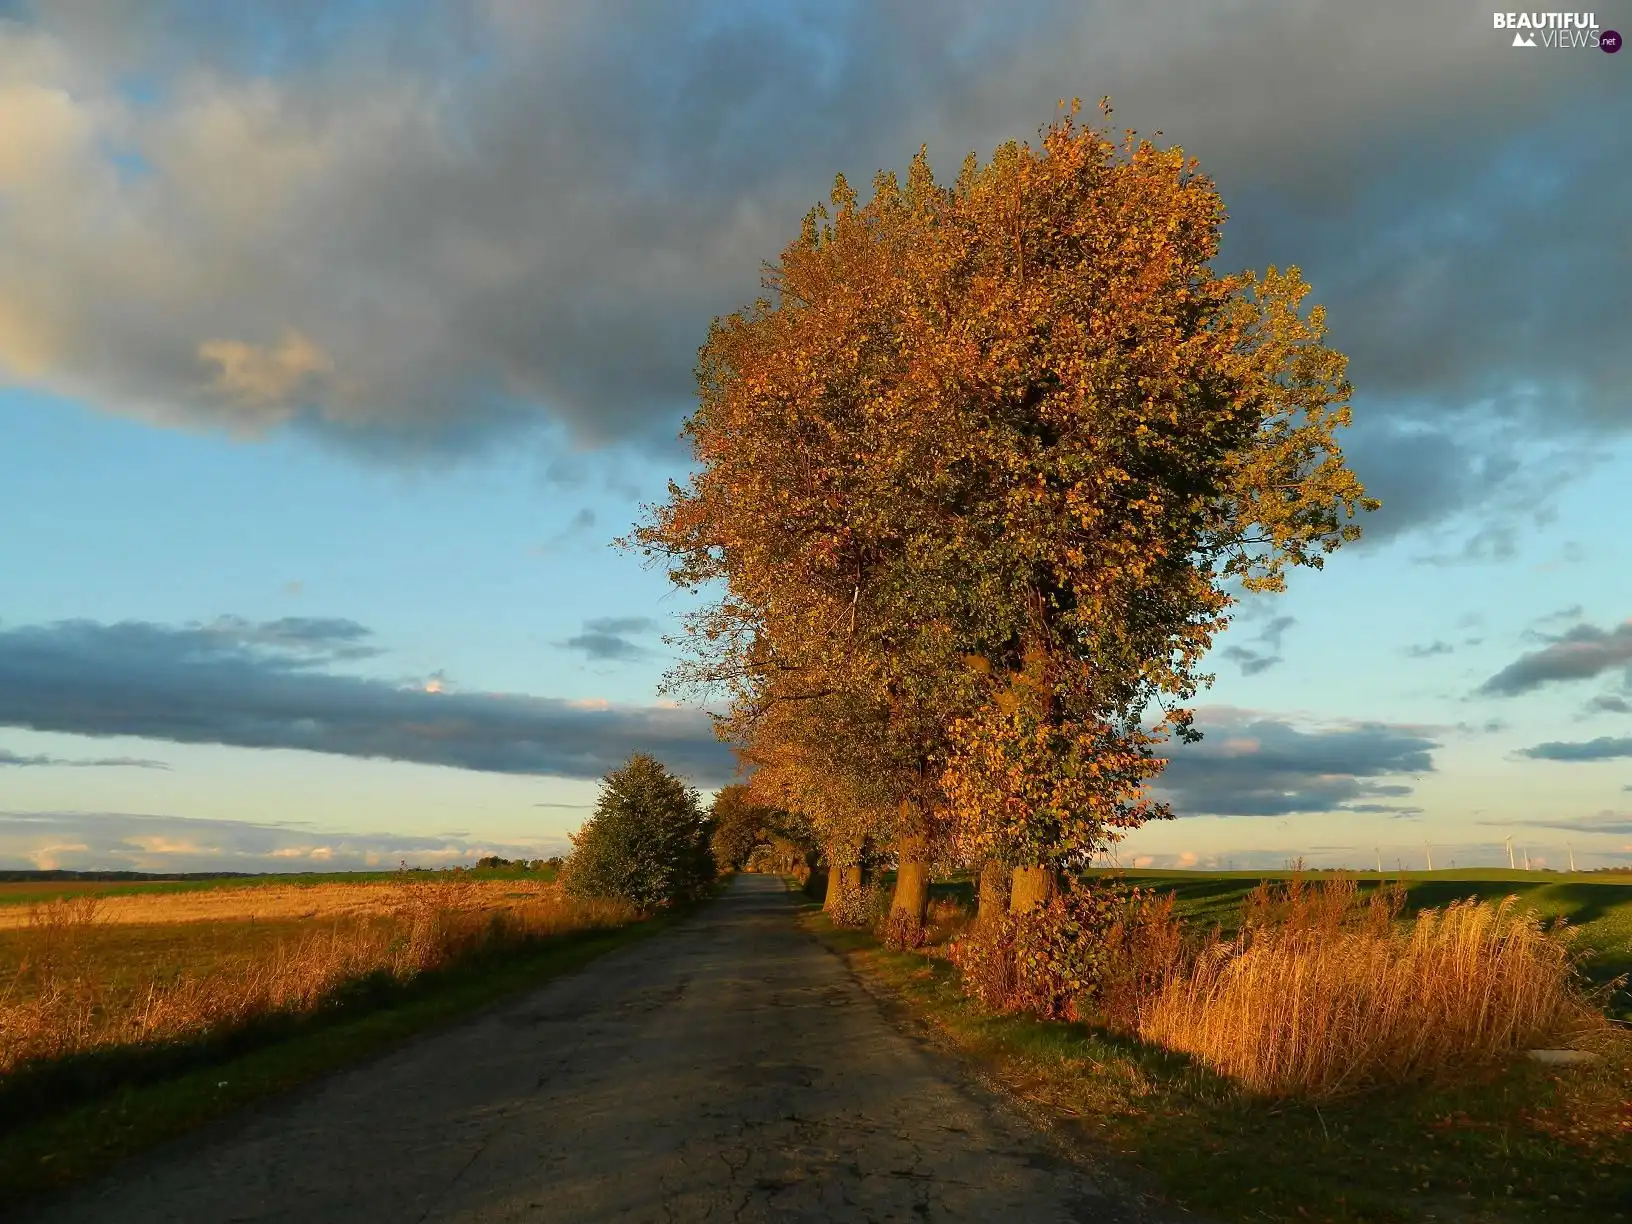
[562,753,716,909]
[630,100,1374,909]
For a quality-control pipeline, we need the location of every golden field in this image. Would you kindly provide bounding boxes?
[0,877,558,930]
[0,876,634,1076]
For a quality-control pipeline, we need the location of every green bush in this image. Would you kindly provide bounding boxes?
[561,754,715,909]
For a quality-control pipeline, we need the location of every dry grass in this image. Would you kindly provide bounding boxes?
[1136,878,1608,1097]
[0,880,634,1076]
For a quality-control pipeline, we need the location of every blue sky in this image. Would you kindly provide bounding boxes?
[2,2,1629,872]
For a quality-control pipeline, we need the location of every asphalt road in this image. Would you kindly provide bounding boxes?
[29,874,1165,1223]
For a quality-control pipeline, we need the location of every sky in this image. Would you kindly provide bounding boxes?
[2,1,1629,874]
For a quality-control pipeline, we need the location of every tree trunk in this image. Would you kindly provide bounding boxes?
[976,858,1011,925]
[889,831,931,930]
[1009,864,1057,914]
[823,846,863,914]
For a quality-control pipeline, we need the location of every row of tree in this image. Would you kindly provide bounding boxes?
[625,102,1375,962]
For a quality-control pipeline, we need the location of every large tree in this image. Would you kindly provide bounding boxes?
[631,101,1374,932]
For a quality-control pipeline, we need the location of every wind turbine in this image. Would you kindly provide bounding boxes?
[1424,841,1434,872]
[1522,845,1532,871]
[1568,843,1577,873]
[1375,847,1383,874]
[1505,836,1515,870]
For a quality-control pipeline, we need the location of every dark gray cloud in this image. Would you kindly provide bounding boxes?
[1517,736,1632,763]
[0,617,732,784]
[1404,640,1454,659]
[1587,695,1632,715]
[558,617,660,662]
[0,748,170,769]
[531,507,602,556]
[1153,707,1438,817]
[0,810,568,873]
[1478,618,1632,696]
[1531,604,1587,631]
[583,616,658,635]
[1221,614,1295,677]
[0,1,1624,547]
[201,615,382,662]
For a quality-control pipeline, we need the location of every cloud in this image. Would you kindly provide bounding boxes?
[1153,707,1437,817]
[0,0,1623,531]
[1221,614,1295,676]
[583,616,658,635]
[0,616,733,784]
[1479,618,1632,696]
[557,616,660,662]
[0,810,570,873]
[1587,695,1632,715]
[1403,640,1454,658]
[1530,604,1586,631]
[1517,736,1632,763]
[530,507,600,556]
[198,329,333,419]
[0,748,170,769]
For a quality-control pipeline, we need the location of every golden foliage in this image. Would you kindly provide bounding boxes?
[630,99,1376,872]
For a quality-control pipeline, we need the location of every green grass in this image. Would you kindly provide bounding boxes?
[813,872,1632,1223]
[0,893,698,1208]
[0,865,558,908]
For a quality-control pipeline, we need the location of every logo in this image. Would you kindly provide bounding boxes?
[1493,11,1611,48]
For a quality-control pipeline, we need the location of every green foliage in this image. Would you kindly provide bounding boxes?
[562,754,716,909]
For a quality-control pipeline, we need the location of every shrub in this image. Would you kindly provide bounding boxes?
[827,877,890,929]
[560,754,715,909]
[949,881,1151,1018]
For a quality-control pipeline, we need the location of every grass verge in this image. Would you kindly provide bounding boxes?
[803,898,1632,1224]
[0,898,702,1207]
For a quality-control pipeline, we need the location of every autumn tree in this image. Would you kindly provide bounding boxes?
[631,100,1374,943]
[708,784,771,871]
[708,783,814,875]
[732,680,902,922]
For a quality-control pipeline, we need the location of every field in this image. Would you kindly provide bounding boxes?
[0,867,677,1203]
[813,867,1632,1223]
[0,865,549,909]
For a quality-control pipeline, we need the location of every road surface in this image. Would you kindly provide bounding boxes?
[29,874,1166,1223]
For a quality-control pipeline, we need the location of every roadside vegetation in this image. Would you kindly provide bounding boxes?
[801,868,1631,1222]
[624,97,1629,1215]
[1,755,725,1205]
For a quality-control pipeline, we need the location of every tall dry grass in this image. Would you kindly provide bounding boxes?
[0,881,634,1076]
[1136,879,1606,1098]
